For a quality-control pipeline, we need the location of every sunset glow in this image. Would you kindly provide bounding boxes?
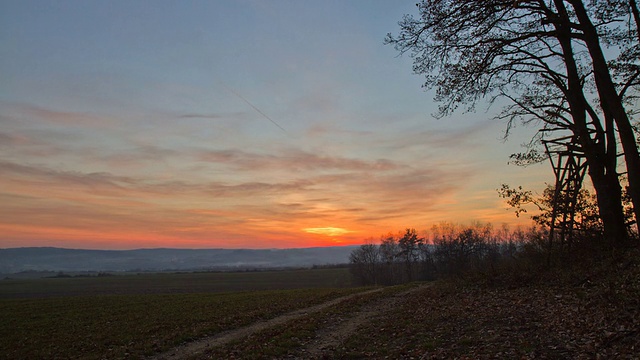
[303,228,354,237]
[0,1,550,250]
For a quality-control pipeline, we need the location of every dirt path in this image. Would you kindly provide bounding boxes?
[296,284,431,359]
[148,288,385,360]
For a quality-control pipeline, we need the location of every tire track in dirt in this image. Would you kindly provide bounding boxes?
[148,288,384,360]
[295,283,432,359]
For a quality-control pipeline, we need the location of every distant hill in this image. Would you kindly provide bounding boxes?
[0,246,358,274]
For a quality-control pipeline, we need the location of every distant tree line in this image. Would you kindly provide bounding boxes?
[349,224,530,286]
[350,185,638,286]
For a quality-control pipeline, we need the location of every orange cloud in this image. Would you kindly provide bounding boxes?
[0,101,549,250]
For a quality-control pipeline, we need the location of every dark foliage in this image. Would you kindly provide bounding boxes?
[385,0,640,246]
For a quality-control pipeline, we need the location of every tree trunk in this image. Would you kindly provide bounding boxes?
[554,0,629,245]
[571,0,640,235]
[587,157,629,245]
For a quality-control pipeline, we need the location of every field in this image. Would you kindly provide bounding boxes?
[0,267,353,298]
[0,267,365,359]
[3,259,638,359]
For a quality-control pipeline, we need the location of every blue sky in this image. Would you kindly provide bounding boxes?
[0,0,549,249]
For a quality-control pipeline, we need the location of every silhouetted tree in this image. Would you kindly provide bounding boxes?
[500,183,636,258]
[379,233,402,284]
[349,243,380,285]
[386,0,640,245]
[349,224,549,284]
[397,228,424,282]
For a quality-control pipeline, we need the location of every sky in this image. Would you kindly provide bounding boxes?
[0,0,551,250]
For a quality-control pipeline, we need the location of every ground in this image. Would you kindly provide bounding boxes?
[148,252,640,359]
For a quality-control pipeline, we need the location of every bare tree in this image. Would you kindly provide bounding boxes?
[397,228,424,282]
[348,224,559,283]
[386,0,640,246]
[379,234,402,284]
[349,242,380,285]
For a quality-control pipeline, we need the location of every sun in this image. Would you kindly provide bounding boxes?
[303,227,353,237]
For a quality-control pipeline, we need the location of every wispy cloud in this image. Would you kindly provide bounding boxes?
[196,148,401,172]
[0,98,500,250]
[179,113,222,119]
[1,102,116,127]
[0,1,550,250]
[100,145,179,169]
[374,121,494,153]
[0,132,25,146]
[304,124,373,138]
[0,159,315,199]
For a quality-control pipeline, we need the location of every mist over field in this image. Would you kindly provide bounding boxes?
[0,246,357,274]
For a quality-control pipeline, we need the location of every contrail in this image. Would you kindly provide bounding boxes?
[221,83,288,134]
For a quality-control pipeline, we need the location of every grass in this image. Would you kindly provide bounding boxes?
[0,267,359,359]
[199,284,415,359]
[6,249,637,359]
[0,267,353,298]
[332,249,640,359]
[0,287,364,360]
